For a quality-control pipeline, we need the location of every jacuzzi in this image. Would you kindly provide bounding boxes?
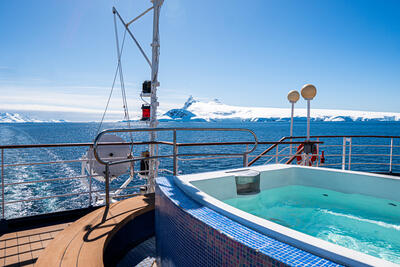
[173,164,400,266]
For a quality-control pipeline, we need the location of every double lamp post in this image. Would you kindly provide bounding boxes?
[287,84,317,161]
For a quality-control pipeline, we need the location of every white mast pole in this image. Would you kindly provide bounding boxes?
[148,0,163,193]
[287,90,299,156]
[306,99,310,140]
[290,101,294,155]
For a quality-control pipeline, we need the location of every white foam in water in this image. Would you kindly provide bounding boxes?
[0,126,96,218]
[321,209,400,231]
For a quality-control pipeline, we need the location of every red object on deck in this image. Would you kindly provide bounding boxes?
[296,144,318,166]
[320,151,325,164]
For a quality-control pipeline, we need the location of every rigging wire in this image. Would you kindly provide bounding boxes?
[113,12,135,147]
[95,29,128,137]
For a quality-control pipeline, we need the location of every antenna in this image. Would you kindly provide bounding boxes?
[112,0,164,192]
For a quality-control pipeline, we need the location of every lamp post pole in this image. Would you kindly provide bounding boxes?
[290,102,295,156]
[306,99,311,140]
[300,84,317,141]
[300,84,317,165]
[287,90,300,156]
[290,102,295,136]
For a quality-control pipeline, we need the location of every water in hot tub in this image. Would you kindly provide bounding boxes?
[223,185,400,264]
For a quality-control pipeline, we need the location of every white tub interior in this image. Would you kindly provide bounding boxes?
[190,166,400,202]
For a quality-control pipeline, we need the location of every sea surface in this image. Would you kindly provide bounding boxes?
[1,121,400,218]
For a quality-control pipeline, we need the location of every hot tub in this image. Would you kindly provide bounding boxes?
[173,164,400,266]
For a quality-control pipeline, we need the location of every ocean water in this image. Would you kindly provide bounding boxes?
[1,121,400,218]
[224,185,400,264]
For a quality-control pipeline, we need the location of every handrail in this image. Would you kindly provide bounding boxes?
[289,135,400,139]
[248,138,323,166]
[175,141,309,146]
[0,140,323,150]
[248,134,400,167]
[93,127,259,207]
[0,141,167,149]
[286,146,304,164]
[248,137,286,166]
[93,127,259,166]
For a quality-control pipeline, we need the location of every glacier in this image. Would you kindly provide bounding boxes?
[3,96,400,123]
[0,112,66,123]
[159,96,400,122]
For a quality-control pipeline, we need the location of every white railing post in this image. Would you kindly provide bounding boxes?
[105,164,110,208]
[275,144,279,163]
[89,161,93,206]
[342,137,346,170]
[173,130,178,175]
[389,138,393,173]
[348,137,352,170]
[243,144,249,167]
[1,149,4,219]
[156,143,160,176]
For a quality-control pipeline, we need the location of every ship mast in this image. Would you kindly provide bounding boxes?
[148,0,163,192]
[111,0,163,193]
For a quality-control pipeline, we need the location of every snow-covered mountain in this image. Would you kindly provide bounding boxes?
[0,112,66,123]
[4,97,400,123]
[159,96,400,122]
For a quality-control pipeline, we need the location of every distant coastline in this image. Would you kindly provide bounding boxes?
[3,96,400,123]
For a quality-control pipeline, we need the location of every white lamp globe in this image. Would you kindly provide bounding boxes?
[301,84,317,100]
[287,90,300,103]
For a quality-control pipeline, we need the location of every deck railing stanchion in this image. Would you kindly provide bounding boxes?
[1,149,5,219]
[342,137,346,170]
[275,145,279,163]
[243,144,249,167]
[243,153,248,167]
[389,138,393,173]
[105,164,110,207]
[81,161,91,207]
[155,143,160,176]
[348,138,352,170]
[89,161,93,206]
[173,130,178,175]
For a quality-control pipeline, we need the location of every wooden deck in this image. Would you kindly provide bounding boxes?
[35,194,154,267]
[0,194,154,267]
[0,222,71,266]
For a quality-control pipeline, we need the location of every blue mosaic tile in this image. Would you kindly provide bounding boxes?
[155,176,343,267]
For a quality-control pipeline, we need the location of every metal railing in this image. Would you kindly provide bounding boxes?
[0,127,261,218]
[0,142,160,219]
[316,136,400,172]
[2,131,400,220]
[93,127,259,206]
[250,135,400,173]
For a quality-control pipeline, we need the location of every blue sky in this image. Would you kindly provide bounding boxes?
[0,0,400,121]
